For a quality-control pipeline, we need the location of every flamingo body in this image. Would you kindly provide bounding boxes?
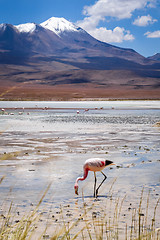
[74,158,113,197]
[84,158,107,172]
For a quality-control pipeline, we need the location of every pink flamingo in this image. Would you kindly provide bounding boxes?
[74,158,114,197]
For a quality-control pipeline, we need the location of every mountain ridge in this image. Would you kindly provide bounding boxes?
[148,53,160,61]
[0,17,152,64]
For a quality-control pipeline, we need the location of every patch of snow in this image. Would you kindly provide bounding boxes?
[0,23,6,31]
[15,23,36,33]
[40,17,79,35]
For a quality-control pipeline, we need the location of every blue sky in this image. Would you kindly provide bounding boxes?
[0,0,159,57]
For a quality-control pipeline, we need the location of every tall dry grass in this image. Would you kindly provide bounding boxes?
[0,176,159,240]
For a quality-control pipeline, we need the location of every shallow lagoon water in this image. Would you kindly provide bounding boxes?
[1,100,160,109]
[0,101,160,230]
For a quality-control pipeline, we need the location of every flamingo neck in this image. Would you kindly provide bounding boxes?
[75,167,89,185]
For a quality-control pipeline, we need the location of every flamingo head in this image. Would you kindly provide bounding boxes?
[74,184,78,195]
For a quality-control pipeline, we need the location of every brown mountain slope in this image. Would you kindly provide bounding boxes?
[0,62,159,100]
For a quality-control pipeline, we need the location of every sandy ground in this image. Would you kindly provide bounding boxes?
[0,105,160,239]
[0,83,160,101]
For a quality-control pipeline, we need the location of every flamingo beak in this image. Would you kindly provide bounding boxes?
[75,188,78,195]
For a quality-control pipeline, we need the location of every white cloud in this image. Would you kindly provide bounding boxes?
[133,15,157,26]
[77,0,156,43]
[82,0,151,20]
[88,26,134,43]
[145,30,160,38]
[80,0,156,24]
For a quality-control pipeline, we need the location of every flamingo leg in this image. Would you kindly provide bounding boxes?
[96,171,107,197]
[94,172,97,198]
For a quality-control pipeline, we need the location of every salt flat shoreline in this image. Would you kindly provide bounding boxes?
[1,98,160,101]
[1,99,160,110]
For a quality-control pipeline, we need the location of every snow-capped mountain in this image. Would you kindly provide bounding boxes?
[15,23,36,33]
[0,17,158,66]
[40,17,80,36]
[13,17,80,35]
[6,17,82,38]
